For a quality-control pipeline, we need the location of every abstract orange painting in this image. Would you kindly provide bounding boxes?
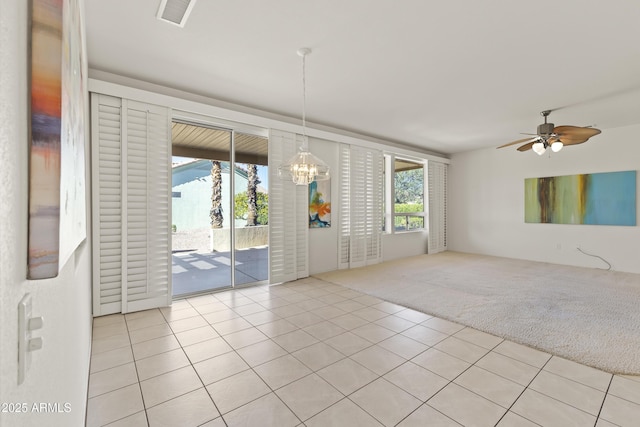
[28,0,86,279]
[29,0,63,279]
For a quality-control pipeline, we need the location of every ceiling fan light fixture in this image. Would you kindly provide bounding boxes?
[497,110,602,155]
[532,141,546,155]
[551,141,564,152]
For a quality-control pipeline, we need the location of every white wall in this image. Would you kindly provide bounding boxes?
[0,1,93,426]
[383,231,428,262]
[308,137,340,274]
[449,124,640,274]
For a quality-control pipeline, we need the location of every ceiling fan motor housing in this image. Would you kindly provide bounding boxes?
[537,122,555,136]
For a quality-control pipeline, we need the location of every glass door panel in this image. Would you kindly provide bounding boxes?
[233,133,269,286]
[171,124,232,297]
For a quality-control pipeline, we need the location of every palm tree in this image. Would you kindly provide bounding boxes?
[246,164,260,226]
[210,160,223,228]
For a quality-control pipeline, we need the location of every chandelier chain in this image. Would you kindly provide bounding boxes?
[301,51,308,146]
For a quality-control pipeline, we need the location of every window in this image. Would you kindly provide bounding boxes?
[384,156,425,232]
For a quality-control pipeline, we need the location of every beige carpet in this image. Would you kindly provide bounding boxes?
[315,251,640,374]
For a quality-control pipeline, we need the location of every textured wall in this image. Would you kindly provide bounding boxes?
[0,1,93,426]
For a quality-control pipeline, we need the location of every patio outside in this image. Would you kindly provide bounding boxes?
[172,246,268,296]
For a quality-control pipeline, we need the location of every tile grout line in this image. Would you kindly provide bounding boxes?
[518,365,610,422]
[124,311,156,426]
[492,354,553,426]
[593,374,615,427]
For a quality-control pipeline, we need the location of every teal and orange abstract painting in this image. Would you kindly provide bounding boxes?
[524,171,637,225]
[309,180,331,228]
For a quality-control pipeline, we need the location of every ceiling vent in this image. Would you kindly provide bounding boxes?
[156,0,197,27]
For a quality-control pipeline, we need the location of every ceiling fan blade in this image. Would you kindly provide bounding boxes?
[517,141,536,152]
[559,137,589,146]
[497,137,538,149]
[553,125,601,140]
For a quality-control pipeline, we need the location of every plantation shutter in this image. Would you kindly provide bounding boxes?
[337,145,351,269]
[91,94,123,315]
[268,129,309,283]
[349,146,367,267]
[427,160,448,253]
[123,100,171,312]
[338,144,383,269]
[367,150,384,262]
[91,94,171,316]
[294,136,310,278]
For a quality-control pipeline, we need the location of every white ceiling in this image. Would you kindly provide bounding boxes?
[85,0,640,155]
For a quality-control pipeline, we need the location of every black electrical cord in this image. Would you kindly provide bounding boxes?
[577,247,612,270]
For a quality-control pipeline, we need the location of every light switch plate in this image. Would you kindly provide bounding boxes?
[18,293,44,385]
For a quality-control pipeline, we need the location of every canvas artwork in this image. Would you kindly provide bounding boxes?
[309,180,331,228]
[59,0,88,268]
[28,0,87,279]
[524,171,637,226]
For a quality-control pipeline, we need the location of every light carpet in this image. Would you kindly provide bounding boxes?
[315,251,640,374]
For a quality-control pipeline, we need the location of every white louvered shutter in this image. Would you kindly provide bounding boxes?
[123,100,171,312]
[337,144,351,269]
[91,94,123,316]
[427,160,448,253]
[349,146,367,267]
[268,129,309,283]
[367,150,384,262]
[338,144,383,269]
[294,136,309,278]
[91,94,171,315]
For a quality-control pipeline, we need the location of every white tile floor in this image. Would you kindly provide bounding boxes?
[87,277,640,427]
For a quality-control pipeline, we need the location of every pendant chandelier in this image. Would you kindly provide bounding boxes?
[278,48,330,185]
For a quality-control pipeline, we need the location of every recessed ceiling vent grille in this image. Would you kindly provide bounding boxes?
[156,0,197,27]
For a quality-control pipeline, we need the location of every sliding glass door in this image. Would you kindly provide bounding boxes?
[234,134,269,286]
[171,122,268,297]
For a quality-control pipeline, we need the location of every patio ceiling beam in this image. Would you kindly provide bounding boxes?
[172,145,268,165]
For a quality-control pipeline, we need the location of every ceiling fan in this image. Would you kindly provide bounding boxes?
[497,110,601,155]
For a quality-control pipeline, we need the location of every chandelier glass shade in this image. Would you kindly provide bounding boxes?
[279,48,330,185]
[278,148,330,186]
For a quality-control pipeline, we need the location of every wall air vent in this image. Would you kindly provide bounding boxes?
[156,0,197,28]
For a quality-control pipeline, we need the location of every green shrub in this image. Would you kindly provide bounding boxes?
[234,192,269,225]
[394,203,424,231]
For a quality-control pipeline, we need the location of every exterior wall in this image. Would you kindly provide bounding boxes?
[211,226,268,252]
[449,123,640,274]
[171,160,249,232]
[0,1,93,426]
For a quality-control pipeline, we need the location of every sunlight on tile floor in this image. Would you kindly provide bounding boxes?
[87,277,640,427]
